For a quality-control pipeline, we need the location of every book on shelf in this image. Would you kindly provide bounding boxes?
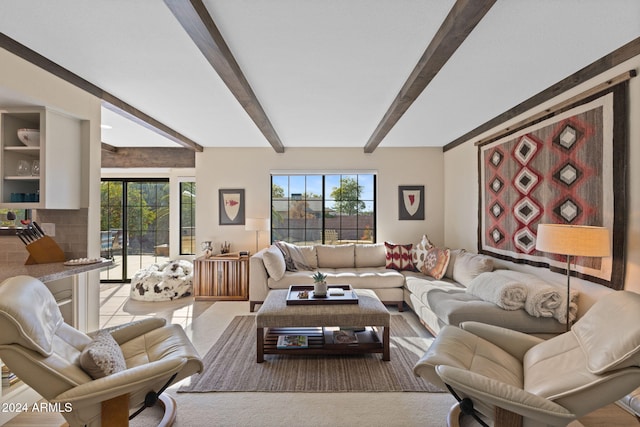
[333,329,358,344]
[277,335,309,349]
[2,364,20,387]
[2,374,19,387]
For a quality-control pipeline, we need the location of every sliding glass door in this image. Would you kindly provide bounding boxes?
[100,178,170,282]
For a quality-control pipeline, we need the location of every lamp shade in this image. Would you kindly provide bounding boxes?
[535,224,610,257]
[245,218,269,232]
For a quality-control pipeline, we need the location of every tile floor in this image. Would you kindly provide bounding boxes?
[98,282,202,330]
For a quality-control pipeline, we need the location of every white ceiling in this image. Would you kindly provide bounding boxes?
[0,0,639,150]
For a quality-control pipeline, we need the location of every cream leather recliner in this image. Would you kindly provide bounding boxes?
[414,290,640,427]
[0,275,203,426]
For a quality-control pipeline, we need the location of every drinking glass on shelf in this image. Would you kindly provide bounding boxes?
[31,160,40,176]
[17,160,30,176]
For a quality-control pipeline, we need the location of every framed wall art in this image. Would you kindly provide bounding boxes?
[219,189,245,225]
[398,185,424,220]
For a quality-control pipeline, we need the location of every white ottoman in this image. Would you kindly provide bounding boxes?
[130,260,194,301]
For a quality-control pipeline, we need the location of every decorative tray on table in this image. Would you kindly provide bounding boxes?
[286,284,358,305]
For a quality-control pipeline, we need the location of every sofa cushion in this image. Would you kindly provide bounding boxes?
[275,241,313,271]
[412,234,434,272]
[298,245,318,269]
[263,245,287,281]
[384,242,415,271]
[355,243,386,268]
[267,267,404,290]
[404,273,566,334]
[444,249,463,280]
[420,247,451,280]
[452,250,494,286]
[316,244,355,268]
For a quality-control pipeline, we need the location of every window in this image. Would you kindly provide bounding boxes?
[271,173,375,245]
[180,181,196,255]
[100,179,170,282]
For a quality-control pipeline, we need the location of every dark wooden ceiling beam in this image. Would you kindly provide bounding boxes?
[101,142,118,153]
[363,0,497,153]
[164,0,285,153]
[101,147,195,168]
[0,32,203,152]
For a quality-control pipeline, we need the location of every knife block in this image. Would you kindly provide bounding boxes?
[25,236,66,265]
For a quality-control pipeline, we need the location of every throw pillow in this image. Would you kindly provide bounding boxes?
[384,242,415,271]
[80,331,126,379]
[452,250,495,286]
[275,241,313,271]
[444,248,463,279]
[421,247,450,280]
[412,234,434,272]
[262,245,287,281]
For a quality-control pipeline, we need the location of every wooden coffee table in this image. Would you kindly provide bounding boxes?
[255,288,390,363]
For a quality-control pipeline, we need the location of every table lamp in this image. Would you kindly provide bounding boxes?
[535,224,610,330]
[245,218,270,254]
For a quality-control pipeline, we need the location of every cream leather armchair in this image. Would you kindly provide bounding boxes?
[0,275,203,426]
[414,290,640,427]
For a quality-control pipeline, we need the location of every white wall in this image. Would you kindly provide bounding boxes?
[196,147,444,255]
[0,48,103,328]
[443,53,640,297]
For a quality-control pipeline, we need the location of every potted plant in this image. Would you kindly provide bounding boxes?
[312,271,328,297]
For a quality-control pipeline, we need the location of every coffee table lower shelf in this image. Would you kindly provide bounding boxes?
[257,326,389,362]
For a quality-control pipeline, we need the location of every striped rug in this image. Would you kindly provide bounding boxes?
[178,315,443,393]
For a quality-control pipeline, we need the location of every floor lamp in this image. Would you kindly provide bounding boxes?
[535,224,610,331]
[245,218,269,254]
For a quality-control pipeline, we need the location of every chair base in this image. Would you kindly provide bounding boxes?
[446,401,523,427]
[99,393,177,427]
[157,394,177,427]
[447,402,462,427]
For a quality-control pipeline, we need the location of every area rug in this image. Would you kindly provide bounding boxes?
[178,315,443,393]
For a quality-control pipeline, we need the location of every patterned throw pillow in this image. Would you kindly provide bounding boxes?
[384,242,415,271]
[80,331,126,379]
[421,247,451,280]
[412,234,434,272]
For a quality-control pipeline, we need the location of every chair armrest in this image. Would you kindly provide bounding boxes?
[52,357,186,406]
[460,321,544,361]
[96,318,167,345]
[437,365,575,426]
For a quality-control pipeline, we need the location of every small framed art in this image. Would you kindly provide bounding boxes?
[219,189,245,225]
[398,185,424,220]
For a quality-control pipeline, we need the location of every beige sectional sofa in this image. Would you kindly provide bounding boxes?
[249,243,404,312]
[249,242,564,336]
[403,249,566,336]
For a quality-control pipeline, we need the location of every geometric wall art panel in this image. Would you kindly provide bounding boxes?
[478,87,627,289]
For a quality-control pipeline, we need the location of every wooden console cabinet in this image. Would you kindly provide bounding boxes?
[193,255,249,301]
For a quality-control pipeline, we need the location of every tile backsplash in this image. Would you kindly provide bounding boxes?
[0,208,88,263]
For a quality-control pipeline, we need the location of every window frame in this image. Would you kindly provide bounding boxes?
[271,172,376,245]
[179,181,196,255]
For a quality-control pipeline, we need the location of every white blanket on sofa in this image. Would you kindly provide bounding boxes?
[466,272,527,310]
[495,270,578,323]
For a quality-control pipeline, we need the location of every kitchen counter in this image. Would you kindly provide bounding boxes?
[0,259,113,283]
